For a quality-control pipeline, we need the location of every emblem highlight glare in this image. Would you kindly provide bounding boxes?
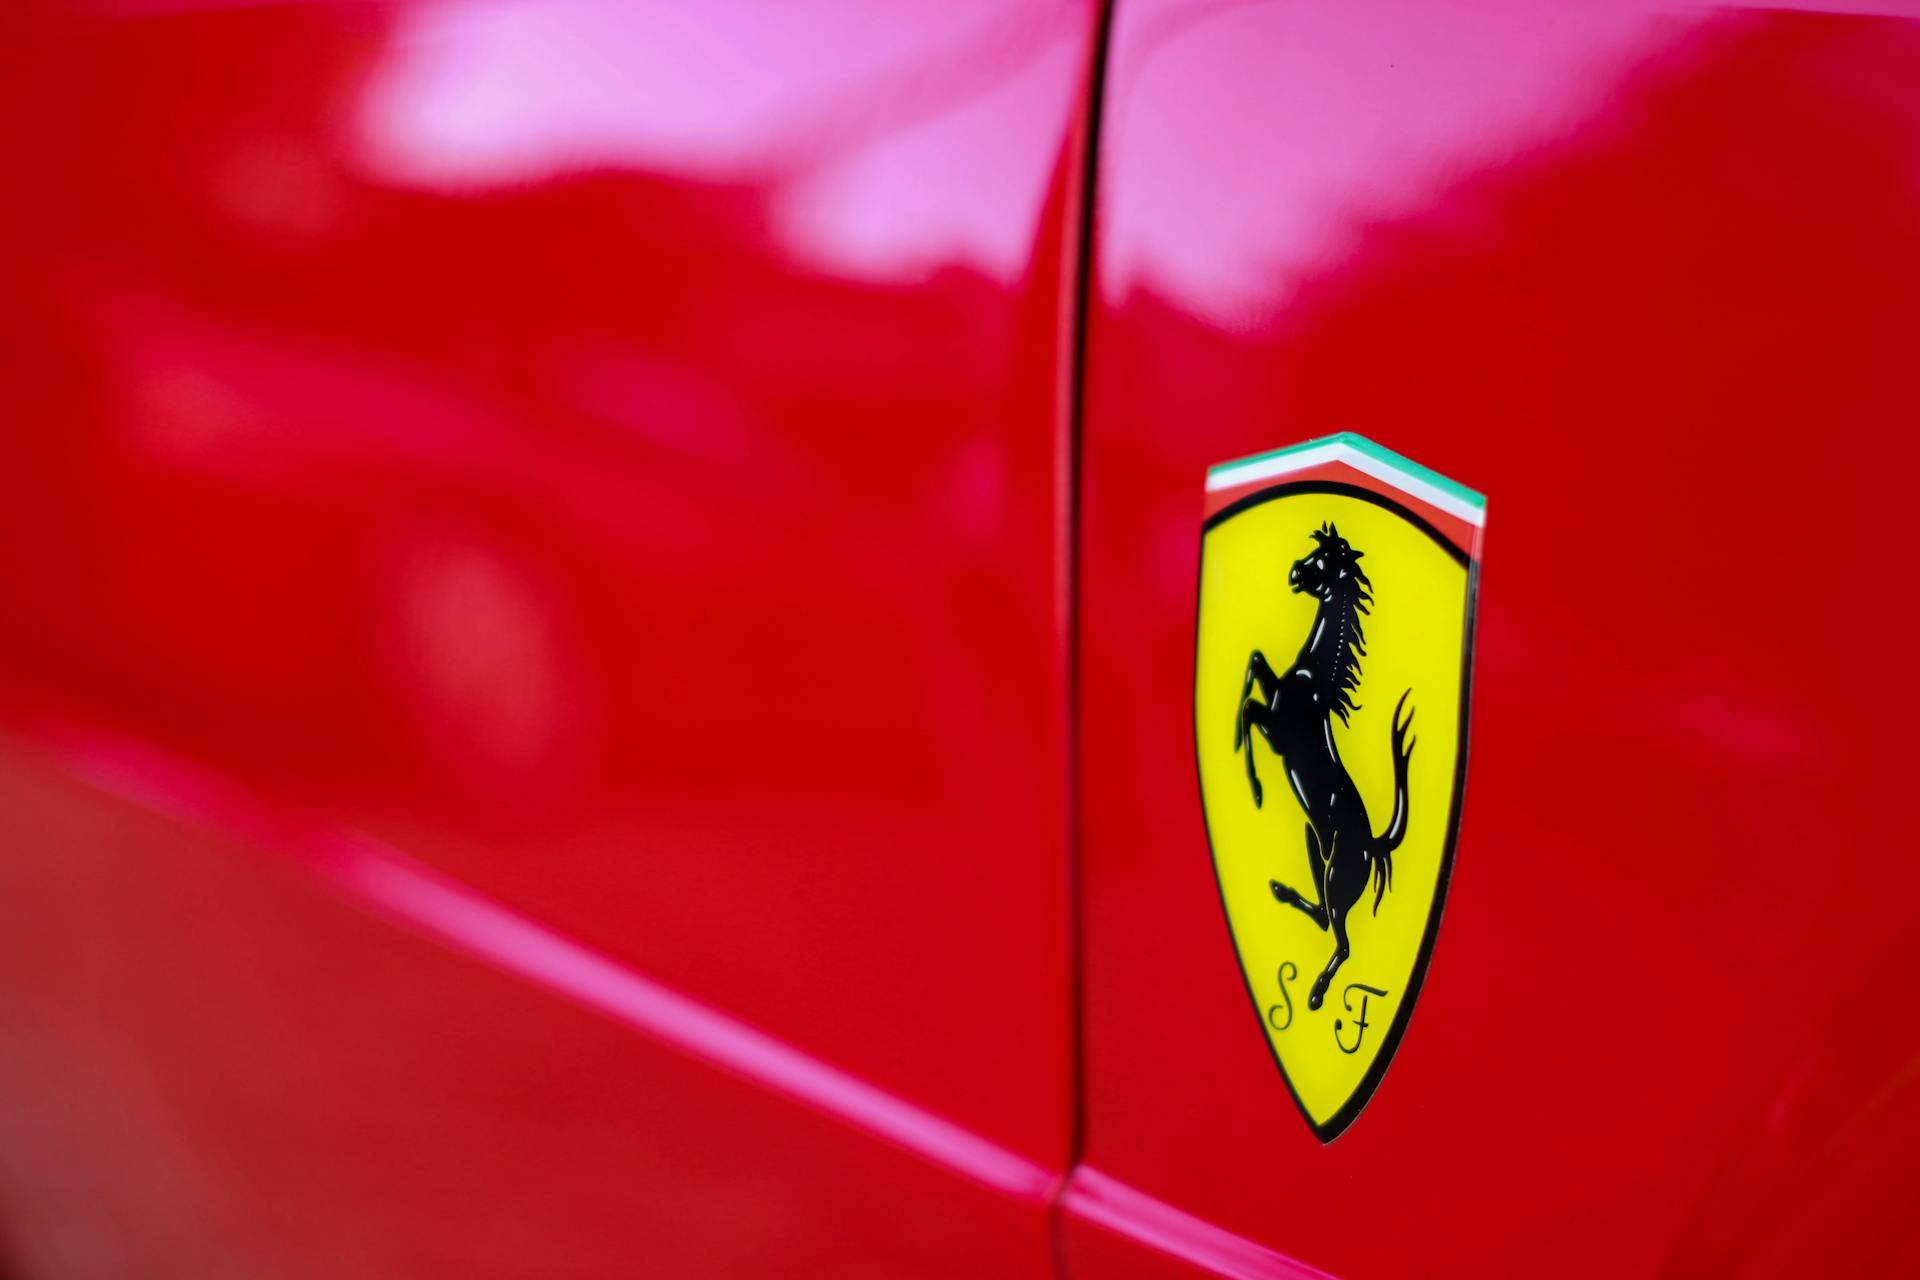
[1196,433,1483,1142]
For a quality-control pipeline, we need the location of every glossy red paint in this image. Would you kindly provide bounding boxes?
[4,0,1920,1275]
[0,734,1055,1277]
[0,0,1098,1273]
[1073,1,1920,1276]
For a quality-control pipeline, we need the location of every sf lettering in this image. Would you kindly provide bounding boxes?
[1269,963,1388,1055]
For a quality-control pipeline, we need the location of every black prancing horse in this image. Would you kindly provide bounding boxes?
[1234,523,1416,1013]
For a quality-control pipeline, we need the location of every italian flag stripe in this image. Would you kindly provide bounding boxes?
[1206,433,1486,527]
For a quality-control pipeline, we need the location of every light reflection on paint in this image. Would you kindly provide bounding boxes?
[376,518,603,803]
[1100,0,1675,325]
[31,717,1059,1202]
[356,0,1084,283]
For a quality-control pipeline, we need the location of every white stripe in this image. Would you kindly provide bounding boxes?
[1206,442,1485,527]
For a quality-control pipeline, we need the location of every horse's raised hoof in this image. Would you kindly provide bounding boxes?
[1250,777,1263,807]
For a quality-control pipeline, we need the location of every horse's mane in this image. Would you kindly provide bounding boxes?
[1319,525,1372,726]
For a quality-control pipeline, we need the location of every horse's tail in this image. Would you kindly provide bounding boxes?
[1369,692,1416,915]
[1380,690,1416,854]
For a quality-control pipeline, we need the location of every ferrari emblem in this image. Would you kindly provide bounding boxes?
[1195,433,1483,1141]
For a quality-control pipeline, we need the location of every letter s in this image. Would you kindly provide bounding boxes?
[1267,961,1298,1032]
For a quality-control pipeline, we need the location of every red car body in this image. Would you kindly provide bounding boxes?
[2,1,1917,1276]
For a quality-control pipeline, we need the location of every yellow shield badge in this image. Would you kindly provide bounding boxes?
[1196,433,1484,1141]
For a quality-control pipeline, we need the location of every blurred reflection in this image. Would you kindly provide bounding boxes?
[0,0,1092,1231]
[377,517,602,805]
[360,0,1084,281]
[1100,0,1669,325]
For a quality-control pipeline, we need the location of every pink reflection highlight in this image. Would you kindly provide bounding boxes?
[1101,0,1675,325]
[1062,1166,1339,1280]
[355,0,1087,283]
[33,720,1059,1203]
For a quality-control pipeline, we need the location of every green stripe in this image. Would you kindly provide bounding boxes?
[1208,432,1487,510]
